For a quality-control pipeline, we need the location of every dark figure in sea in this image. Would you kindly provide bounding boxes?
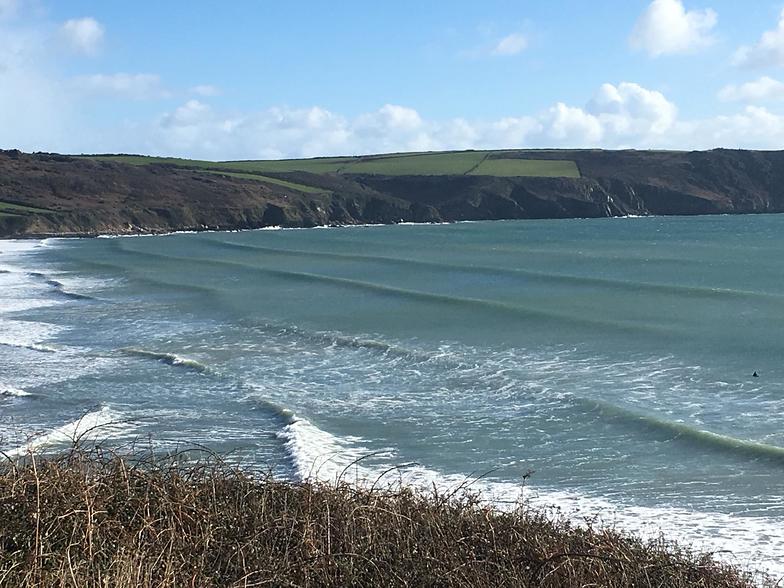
[752,371,759,378]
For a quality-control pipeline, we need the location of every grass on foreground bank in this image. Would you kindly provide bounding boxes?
[0,448,769,588]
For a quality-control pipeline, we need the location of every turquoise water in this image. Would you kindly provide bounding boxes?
[1,216,783,574]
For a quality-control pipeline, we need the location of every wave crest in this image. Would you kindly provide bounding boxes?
[120,348,213,373]
[4,407,129,457]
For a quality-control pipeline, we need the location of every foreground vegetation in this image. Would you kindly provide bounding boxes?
[0,448,769,587]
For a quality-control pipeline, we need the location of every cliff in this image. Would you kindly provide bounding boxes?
[2,148,784,238]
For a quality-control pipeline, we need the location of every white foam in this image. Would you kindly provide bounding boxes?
[276,415,375,482]
[0,239,42,258]
[278,415,783,578]
[0,319,63,353]
[0,384,32,397]
[4,407,131,458]
[0,240,70,353]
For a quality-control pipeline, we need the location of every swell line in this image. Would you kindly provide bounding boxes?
[201,237,781,303]
[58,255,223,300]
[111,246,682,336]
[26,272,96,301]
[120,348,214,374]
[577,397,784,464]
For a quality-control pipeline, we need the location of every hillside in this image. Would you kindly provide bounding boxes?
[2,148,784,237]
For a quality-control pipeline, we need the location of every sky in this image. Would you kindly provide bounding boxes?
[3,0,784,159]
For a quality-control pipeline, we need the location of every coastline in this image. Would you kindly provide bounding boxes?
[4,148,784,241]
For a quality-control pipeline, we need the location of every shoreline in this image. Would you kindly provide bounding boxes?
[4,211,784,242]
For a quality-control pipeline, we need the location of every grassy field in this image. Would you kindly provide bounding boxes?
[0,200,55,215]
[199,170,330,193]
[470,158,580,178]
[0,448,766,588]
[88,150,581,178]
[338,151,488,175]
[93,154,355,174]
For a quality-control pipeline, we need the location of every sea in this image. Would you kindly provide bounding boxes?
[1,215,783,576]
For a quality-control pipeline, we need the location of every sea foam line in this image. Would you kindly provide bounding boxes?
[4,407,130,458]
[275,414,783,578]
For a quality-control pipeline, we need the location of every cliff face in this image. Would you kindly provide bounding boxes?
[2,148,784,238]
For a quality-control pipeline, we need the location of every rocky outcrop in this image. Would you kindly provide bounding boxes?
[2,148,784,238]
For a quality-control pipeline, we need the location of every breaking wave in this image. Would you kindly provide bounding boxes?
[274,411,784,576]
[0,341,58,353]
[120,348,213,374]
[4,407,130,458]
[0,385,33,397]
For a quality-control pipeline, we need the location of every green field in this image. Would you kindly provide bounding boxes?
[199,170,330,193]
[0,201,55,215]
[93,155,355,174]
[338,151,488,175]
[470,158,579,178]
[88,150,581,179]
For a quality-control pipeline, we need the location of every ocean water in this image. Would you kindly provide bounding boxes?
[1,216,783,575]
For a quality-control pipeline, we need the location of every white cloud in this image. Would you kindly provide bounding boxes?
[191,84,221,97]
[588,82,677,135]
[76,73,168,100]
[492,33,528,56]
[60,17,104,55]
[718,76,784,102]
[541,103,603,144]
[733,9,784,68]
[630,0,717,57]
[125,82,685,159]
[674,105,784,149]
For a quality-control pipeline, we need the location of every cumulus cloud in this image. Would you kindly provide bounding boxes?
[75,73,168,100]
[588,82,677,134]
[732,9,784,68]
[540,103,603,144]
[491,33,528,56]
[675,105,784,149]
[60,17,104,55]
[718,76,784,102]
[630,0,717,57]
[125,82,686,159]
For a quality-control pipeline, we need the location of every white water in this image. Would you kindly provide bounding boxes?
[5,406,130,458]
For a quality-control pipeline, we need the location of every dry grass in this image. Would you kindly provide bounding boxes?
[0,448,772,587]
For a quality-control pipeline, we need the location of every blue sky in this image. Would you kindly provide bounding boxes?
[3,0,784,158]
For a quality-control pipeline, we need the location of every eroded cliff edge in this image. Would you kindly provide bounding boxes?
[2,148,784,238]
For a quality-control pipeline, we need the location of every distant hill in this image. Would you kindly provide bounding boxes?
[2,148,784,237]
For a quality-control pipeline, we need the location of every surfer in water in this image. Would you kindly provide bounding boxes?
[752,371,759,378]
